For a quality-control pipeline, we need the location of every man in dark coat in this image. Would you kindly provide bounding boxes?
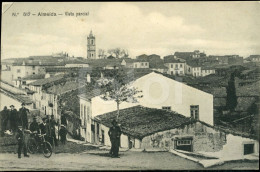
[108,119,122,158]
[1,106,9,136]
[60,112,67,127]
[16,126,30,158]
[18,103,29,129]
[59,125,67,145]
[29,117,39,133]
[39,117,47,135]
[49,115,58,146]
[9,105,18,132]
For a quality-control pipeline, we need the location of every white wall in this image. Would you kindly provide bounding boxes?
[133,62,149,68]
[90,72,214,125]
[165,63,186,75]
[65,64,89,68]
[220,134,259,160]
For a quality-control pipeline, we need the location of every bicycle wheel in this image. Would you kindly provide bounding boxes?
[27,138,37,154]
[42,141,52,158]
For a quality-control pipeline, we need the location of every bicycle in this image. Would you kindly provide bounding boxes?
[27,132,52,158]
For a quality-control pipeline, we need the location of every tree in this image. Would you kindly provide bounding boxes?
[98,49,106,59]
[97,71,142,120]
[226,73,237,111]
[107,48,129,59]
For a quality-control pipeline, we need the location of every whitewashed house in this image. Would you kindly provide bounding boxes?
[201,67,216,77]
[78,72,213,143]
[186,62,202,77]
[133,59,149,69]
[164,59,186,76]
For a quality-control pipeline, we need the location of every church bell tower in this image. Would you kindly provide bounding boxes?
[87,30,96,59]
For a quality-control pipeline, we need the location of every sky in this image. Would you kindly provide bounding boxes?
[1,2,260,59]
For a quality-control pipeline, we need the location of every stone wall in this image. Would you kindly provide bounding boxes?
[141,122,227,152]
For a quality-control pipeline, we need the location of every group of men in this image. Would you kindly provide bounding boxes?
[0,103,68,159]
[0,103,29,134]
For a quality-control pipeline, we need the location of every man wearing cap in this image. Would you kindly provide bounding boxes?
[18,103,29,129]
[108,119,122,158]
[9,105,18,132]
[16,126,30,158]
[39,117,47,135]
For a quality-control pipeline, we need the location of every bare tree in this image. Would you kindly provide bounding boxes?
[107,48,129,59]
[98,49,106,59]
[97,74,142,120]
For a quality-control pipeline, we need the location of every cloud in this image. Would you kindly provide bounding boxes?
[2,2,259,59]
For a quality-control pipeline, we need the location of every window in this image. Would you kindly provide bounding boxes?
[162,106,171,111]
[175,64,178,68]
[190,105,199,120]
[180,71,183,74]
[17,69,21,73]
[33,72,35,75]
[91,40,94,45]
[32,66,35,70]
[171,64,173,68]
[171,71,173,75]
[177,140,192,146]
[145,63,148,66]
[141,62,144,66]
[244,144,254,155]
[180,64,183,68]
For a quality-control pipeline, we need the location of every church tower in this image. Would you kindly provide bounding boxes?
[87,30,96,59]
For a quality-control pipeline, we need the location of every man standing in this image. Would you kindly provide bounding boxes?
[1,106,9,136]
[18,103,29,129]
[39,117,47,135]
[49,115,58,146]
[16,126,30,158]
[9,105,18,133]
[108,119,121,158]
[29,117,39,133]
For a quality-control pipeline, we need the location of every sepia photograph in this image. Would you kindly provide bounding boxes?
[0,1,259,170]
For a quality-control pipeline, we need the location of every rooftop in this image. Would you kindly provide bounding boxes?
[29,74,65,86]
[94,105,191,139]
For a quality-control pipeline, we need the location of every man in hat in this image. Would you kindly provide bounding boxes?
[29,117,39,133]
[108,119,122,158]
[18,103,29,129]
[39,117,47,135]
[16,126,30,158]
[9,105,18,133]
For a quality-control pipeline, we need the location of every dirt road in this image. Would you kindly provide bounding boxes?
[0,151,258,170]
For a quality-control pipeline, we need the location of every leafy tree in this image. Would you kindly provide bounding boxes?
[97,71,142,120]
[226,73,237,111]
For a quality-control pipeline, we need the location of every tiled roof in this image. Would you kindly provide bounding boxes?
[78,89,103,100]
[94,105,191,139]
[19,74,46,80]
[29,74,65,86]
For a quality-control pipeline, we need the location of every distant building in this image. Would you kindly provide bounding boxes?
[201,67,215,77]
[87,30,96,59]
[164,57,186,76]
[133,59,149,68]
[208,55,243,65]
[186,61,202,77]
[247,55,260,63]
[174,50,206,61]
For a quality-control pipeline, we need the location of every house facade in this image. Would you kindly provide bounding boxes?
[78,72,214,143]
[186,64,202,77]
[133,59,149,68]
[201,67,215,77]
